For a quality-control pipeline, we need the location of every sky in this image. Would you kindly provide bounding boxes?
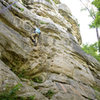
[61,0,98,44]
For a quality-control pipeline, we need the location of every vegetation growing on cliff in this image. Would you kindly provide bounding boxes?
[45,0,51,4]
[44,90,55,99]
[53,0,60,4]
[45,0,60,4]
[32,76,43,83]
[92,85,100,100]
[0,84,35,100]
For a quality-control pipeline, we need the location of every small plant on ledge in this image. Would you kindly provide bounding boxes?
[32,76,43,83]
[44,89,55,99]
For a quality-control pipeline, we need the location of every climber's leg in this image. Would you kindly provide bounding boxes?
[31,33,39,46]
[31,34,36,43]
[33,34,39,46]
[35,35,38,46]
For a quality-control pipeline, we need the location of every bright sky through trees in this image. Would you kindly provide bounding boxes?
[61,0,98,44]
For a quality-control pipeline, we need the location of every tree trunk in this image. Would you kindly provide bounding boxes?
[96,28,100,53]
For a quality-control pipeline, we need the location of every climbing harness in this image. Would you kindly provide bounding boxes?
[0,0,17,14]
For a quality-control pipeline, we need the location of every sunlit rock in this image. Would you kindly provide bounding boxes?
[0,0,100,99]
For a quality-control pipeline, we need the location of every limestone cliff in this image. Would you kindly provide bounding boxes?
[0,0,100,100]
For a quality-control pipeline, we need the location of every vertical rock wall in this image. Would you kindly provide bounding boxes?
[0,0,100,100]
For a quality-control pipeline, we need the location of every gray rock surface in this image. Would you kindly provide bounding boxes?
[0,0,100,100]
[0,60,48,100]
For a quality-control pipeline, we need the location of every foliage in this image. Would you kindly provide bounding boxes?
[19,8,24,12]
[92,0,100,10]
[44,90,55,99]
[32,76,43,83]
[40,21,46,24]
[13,69,29,79]
[13,4,24,12]
[26,96,35,100]
[0,84,22,100]
[45,0,51,4]
[92,85,100,100]
[80,0,96,28]
[13,4,17,7]
[46,0,60,4]
[18,69,26,78]
[0,84,35,100]
[53,0,60,4]
[92,85,100,92]
[82,42,100,62]
[92,0,100,27]
[95,91,100,100]
[80,0,100,52]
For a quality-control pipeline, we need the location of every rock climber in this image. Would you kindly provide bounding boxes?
[31,26,41,46]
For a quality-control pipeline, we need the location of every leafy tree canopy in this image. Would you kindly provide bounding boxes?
[92,0,100,10]
[82,42,100,62]
[92,0,100,27]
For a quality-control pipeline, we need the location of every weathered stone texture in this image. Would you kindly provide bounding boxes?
[0,0,100,99]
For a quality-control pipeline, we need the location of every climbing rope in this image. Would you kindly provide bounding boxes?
[0,0,17,14]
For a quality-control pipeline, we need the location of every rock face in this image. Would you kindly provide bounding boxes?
[0,0,100,100]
